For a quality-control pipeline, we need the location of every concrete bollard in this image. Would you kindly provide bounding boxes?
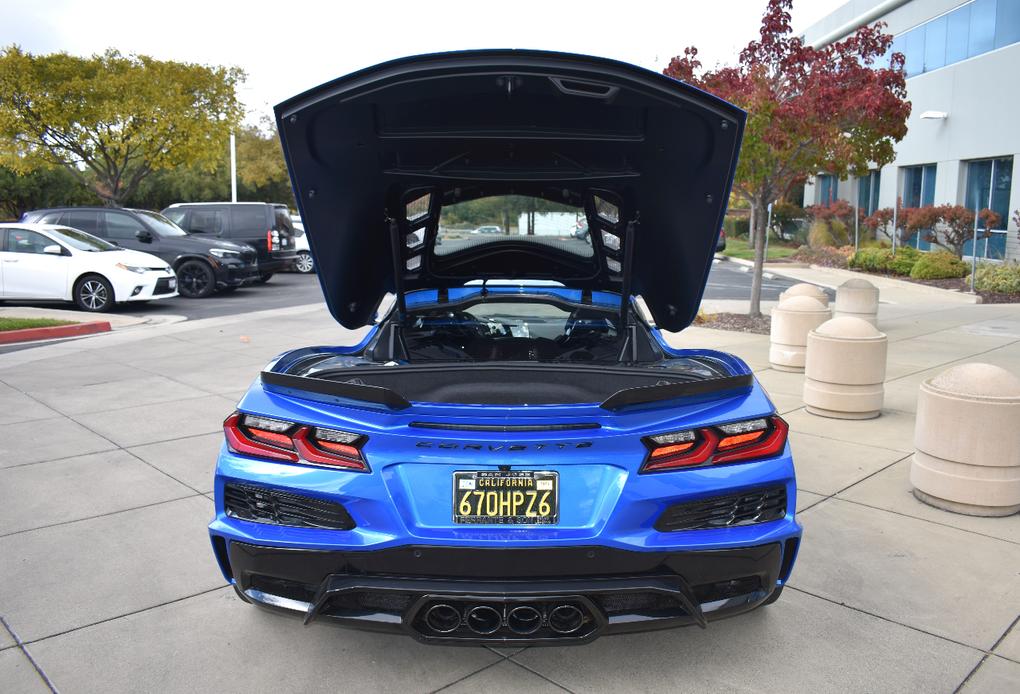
[768,296,831,373]
[779,282,830,307]
[834,278,879,326]
[910,363,1020,517]
[803,317,887,419]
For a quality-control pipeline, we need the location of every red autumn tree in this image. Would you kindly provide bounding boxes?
[664,0,911,316]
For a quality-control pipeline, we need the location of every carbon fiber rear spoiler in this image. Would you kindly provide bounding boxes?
[261,367,752,411]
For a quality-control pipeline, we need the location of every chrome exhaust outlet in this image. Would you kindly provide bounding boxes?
[506,605,542,635]
[548,604,584,634]
[423,604,461,634]
[466,605,502,635]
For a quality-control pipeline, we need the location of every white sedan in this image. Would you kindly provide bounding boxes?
[0,223,178,312]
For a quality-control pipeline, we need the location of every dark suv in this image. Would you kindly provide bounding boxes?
[162,203,298,283]
[20,207,259,298]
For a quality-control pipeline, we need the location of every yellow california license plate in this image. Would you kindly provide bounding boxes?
[453,470,559,524]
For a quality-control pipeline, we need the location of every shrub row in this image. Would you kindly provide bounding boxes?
[970,262,1020,294]
[847,246,969,279]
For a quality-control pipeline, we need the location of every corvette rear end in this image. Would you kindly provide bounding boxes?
[209,49,801,644]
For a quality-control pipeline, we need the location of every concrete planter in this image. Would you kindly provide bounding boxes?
[834,278,879,326]
[779,282,829,307]
[804,317,887,419]
[910,363,1020,517]
[768,296,831,373]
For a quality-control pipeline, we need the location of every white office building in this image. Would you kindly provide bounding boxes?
[801,0,1020,260]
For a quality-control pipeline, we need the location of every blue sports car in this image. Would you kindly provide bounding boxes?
[209,50,801,645]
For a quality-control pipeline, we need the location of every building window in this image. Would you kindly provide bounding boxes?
[902,164,936,251]
[857,170,882,215]
[964,156,1013,259]
[902,164,936,208]
[891,0,1020,79]
[817,175,838,205]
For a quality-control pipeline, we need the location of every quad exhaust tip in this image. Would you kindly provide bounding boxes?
[548,604,584,634]
[466,606,502,635]
[424,604,461,634]
[507,605,543,635]
[422,602,587,637]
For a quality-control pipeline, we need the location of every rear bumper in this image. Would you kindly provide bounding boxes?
[216,539,798,644]
[259,253,299,273]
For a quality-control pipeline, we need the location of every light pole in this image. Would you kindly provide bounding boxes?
[229,132,237,203]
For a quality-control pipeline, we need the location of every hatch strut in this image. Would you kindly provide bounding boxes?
[388,218,407,322]
[617,217,639,363]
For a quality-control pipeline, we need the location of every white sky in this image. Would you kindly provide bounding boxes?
[1,0,845,123]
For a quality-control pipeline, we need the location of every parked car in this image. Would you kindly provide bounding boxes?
[162,202,298,283]
[717,228,727,252]
[0,223,177,312]
[210,51,798,644]
[20,207,258,298]
[288,212,314,274]
[472,225,502,234]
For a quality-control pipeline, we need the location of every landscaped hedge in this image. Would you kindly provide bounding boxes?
[909,252,969,280]
[849,246,920,275]
[790,245,853,268]
[723,216,750,238]
[970,262,1020,294]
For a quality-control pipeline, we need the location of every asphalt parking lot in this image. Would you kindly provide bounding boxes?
[0,260,801,323]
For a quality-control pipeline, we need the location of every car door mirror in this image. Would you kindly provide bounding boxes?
[43,244,64,255]
[135,229,153,243]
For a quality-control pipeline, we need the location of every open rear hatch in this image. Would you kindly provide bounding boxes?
[275,50,745,333]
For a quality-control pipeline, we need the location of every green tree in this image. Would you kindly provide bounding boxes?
[0,165,99,219]
[0,46,244,207]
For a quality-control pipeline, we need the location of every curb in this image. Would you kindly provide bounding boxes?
[0,321,112,345]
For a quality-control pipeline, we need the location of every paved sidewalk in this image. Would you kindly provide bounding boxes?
[1,297,1018,693]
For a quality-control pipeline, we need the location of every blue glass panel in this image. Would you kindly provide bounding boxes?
[871,171,882,213]
[969,0,996,57]
[922,164,937,207]
[990,157,1013,229]
[946,4,971,63]
[966,159,993,213]
[986,232,1007,259]
[924,15,948,71]
[903,166,922,207]
[995,0,1020,48]
[903,26,926,76]
[858,175,871,210]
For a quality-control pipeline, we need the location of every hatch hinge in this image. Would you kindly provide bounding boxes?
[438,287,449,304]
[581,288,592,305]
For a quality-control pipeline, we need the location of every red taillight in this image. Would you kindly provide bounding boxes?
[223,412,368,471]
[641,416,788,473]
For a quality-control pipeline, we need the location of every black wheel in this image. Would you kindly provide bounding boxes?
[762,585,784,606]
[74,274,114,312]
[176,260,216,298]
[294,251,314,274]
[256,272,274,284]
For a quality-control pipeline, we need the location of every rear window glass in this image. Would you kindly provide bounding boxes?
[273,207,294,233]
[230,206,267,235]
[435,196,591,258]
[65,211,102,235]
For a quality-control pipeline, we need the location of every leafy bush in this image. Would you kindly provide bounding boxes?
[970,262,1020,294]
[850,246,919,275]
[909,251,968,279]
[807,219,849,248]
[723,216,750,238]
[791,245,853,268]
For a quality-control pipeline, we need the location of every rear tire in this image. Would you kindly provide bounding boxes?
[294,251,314,274]
[176,260,216,298]
[74,274,114,312]
[256,272,274,284]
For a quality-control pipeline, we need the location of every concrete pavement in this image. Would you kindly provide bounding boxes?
[1,289,1018,692]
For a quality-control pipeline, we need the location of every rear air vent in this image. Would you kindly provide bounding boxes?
[654,487,787,532]
[224,483,355,530]
[409,422,600,432]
